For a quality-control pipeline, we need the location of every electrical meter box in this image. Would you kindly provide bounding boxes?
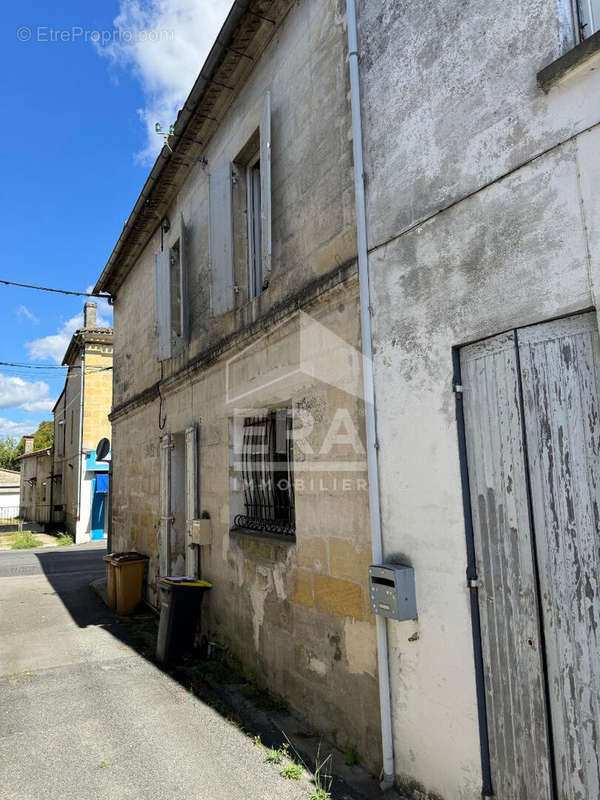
[369,564,417,621]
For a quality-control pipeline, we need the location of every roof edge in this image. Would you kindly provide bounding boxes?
[94,0,254,296]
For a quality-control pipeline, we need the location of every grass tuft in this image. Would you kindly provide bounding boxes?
[308,746,333,800]
[281,763,302,780]
[53,532,74,546]
[11,531,41,549]
[264,747,284,765]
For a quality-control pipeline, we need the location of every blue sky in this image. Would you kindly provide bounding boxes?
[0,0,228,440]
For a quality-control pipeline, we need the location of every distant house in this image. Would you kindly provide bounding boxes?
[52,302,113,543]
[0,468,20,516]
[16,437,52,524]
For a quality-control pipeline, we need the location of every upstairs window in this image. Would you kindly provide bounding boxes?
[155,214,188,361]
[169,240,182,340]
[578,0,600,38]
[247,152,263,298]
[209,91,272,314]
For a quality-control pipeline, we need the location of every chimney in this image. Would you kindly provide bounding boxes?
[23,435,35,454]
[83,302,97,329]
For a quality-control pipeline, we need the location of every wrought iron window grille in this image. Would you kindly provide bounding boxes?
[234,410,295,537]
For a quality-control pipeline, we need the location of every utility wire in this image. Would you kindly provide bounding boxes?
[0,279,110,299]
[0,361,112,371]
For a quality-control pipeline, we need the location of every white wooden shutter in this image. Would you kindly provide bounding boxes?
[159,433,173,576]
[260,91,272,287]
[578,0,600,37]
[155,249,172,361]
[209,162,234,315]
[172,213,189,355]
[185,424,199,578]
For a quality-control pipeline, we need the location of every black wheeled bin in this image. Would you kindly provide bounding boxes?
[156,577,212,664]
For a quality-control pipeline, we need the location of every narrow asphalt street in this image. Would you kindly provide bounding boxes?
[0,544,314,800]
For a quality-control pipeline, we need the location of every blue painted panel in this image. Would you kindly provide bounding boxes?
[91,477,105,540]
[86,451,110,472]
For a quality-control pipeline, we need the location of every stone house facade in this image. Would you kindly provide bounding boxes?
[16,437,52,524]
[52,302,113,543]
[95,0,381,770]
[94,0,600,795]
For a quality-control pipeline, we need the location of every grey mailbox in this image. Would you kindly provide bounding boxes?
[369,564,417,621]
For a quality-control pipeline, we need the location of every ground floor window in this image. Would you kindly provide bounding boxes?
[234,410,295,536]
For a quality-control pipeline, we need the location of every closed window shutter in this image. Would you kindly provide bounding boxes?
[159,433,172,576]
[185,424,198,578]
[209,162,234,315]
[579,0,600,37]
[174,213,189,353]
[260,91,272,287]
[155,248,172,361]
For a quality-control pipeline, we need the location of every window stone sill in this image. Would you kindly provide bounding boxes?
[538,30,600,92]
[230,526,296,546]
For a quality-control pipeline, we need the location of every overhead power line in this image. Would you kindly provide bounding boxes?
[0,279,110,299]
[0,361,112,372]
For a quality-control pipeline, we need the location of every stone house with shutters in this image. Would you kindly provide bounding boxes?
[94,0,381,772]
[94,0,600,795]
[16,437,52,525]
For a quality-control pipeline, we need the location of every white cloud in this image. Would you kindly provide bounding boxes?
[96,0,230,162]
[26,301,112,364]
[16,305,39,325]
[0,374,56,414]
[0,418,42,440]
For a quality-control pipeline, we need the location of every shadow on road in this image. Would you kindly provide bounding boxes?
[34,545,107,628]
[30,544,386,800]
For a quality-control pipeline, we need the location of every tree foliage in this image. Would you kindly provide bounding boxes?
[0,437,21,472]
[12,421,55,461]
[32,420,54,450]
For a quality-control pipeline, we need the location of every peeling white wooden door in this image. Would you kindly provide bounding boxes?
[518,313,600,800]
[461,332,553,800]
[462,311,600,800]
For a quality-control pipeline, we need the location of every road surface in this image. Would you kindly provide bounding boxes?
[0,543,313,800]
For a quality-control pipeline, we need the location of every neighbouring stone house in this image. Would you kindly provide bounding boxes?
[16,437,52,525]
[94,0,381,771]
[354,1,600,799]
[52,302,113,543]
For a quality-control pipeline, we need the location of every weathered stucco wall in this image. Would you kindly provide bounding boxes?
[357,0,595,249]
[358,0,600,796]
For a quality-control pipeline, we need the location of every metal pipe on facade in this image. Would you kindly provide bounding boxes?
[345,0,395,789]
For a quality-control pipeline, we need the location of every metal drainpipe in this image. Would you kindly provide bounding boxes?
[76,346,85,539]
[346,0,395,789]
